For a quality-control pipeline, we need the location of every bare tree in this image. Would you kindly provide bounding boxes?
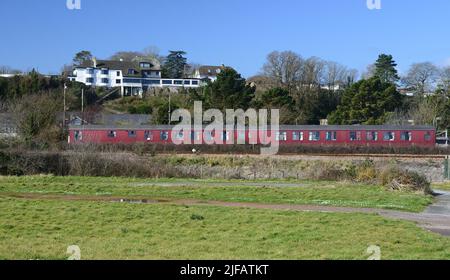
[0,65,21,75]
[262,51,304,93]
[301,56,325,87]
[402,62,440,94]
[439,66,450,93]
[323,61,354,89]
[361,64,376,79]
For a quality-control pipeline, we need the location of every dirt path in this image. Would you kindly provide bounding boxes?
[3,190,450,236]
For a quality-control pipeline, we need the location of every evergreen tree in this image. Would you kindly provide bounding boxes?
[373,54,400,84]
[328,77,403,125]
[204,67,255,110]
[162,51,187,79]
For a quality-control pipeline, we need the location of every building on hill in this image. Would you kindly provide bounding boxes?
[0,113,18,139]
[192,65,225,82]
[69,58,201,97]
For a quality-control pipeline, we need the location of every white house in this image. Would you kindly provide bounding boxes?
[69,58,201,97]
[192,65,224,82]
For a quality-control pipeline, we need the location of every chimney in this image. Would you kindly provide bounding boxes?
[92,57,97,68]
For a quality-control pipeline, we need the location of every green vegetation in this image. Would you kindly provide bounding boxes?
[0,176,434,212]
[0,197,449,260]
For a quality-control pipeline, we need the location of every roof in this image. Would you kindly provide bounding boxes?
[76,59,161,77]
[69,124,435,131]
[197,65,224,77]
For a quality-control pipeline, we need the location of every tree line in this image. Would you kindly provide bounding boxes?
[3,49,450,148]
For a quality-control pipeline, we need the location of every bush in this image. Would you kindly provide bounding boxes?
[379,168,432,195]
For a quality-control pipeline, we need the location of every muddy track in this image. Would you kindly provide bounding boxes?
[2,191,450,237]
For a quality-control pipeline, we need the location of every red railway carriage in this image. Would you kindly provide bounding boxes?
[68,125,436,148]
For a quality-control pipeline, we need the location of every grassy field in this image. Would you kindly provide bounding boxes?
[1,197,450,260]
[0,176,447,260]
[433,182,450,191]
[0,176,434,212]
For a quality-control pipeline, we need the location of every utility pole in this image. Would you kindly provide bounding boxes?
[63,83,67,128]
[81,88,84,113]
[168,91,171,125]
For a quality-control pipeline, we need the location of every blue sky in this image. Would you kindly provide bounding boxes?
[1,0,450,77]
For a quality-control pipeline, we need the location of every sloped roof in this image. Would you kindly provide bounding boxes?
[198,65,224,77]
[77,59,161,77]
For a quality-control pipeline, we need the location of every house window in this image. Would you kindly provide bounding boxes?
[276,132,287,141]
[293,131,304,141]
[309,131,320,141]
[101,78,109,84]
[367,131,378,141]
[174,80,183,85]
[86,78,94,83]
[162,80,173,85]
[101,69,109,75]
[144,131,153,141]
[383,132,395,141]
[184,80,191,85]
[160,131,169,141]
[140,62,151,68]
[192,80,199,85]
[425,132,432,141]
[117,71,121,76]
[87,68,94,74]
[401,132,412,141]
[350,131,362,141]
[116,79,121,84]
[128,130,136,138]
[107,131,117,138]
[326,131,337,141]
[74,131,82,141]
[128,69,135,75]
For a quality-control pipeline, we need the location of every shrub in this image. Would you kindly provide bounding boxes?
[379,168,432,195]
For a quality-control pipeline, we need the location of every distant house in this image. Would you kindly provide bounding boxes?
[69,58,201,97]
[0,113,18,139]
[192,65,225,82]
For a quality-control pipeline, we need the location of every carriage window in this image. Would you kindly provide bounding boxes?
[326,131,337,141]
[401,132,412,141]
[350,131,361,141]
[74,131,82,141]
[176,131,184,140]
[293,131,304,141]
[309,131,320,141]
[222,131,230,141]
[425,132,432,141]
[238,131,246,141]
[366,131,378,141]
[128,130,136,138]
[190,131,201,141]
[144,131,153,141]
[204,131,214,141]
[160,131,169,141]
[383,132,395,141]
[276,132,287,141]
[107,131,117,138]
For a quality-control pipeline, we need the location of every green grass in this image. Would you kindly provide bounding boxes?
[0,197,449,260]
[433,183,450,191]
[0,176,433,212]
